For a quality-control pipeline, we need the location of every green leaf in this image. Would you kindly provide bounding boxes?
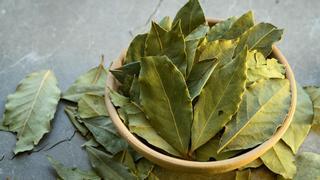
[129,76,140,104]
[222,11,254,40]
[304,86,320,126]
[282,84,313,154]
[239,158,263,170]
[185,25,210,76]
[198,39,237,68]
[139,56,193,156]
[136,158,154,180]
[82,138,100,148]
[294,152,320,180]
[260,140,296,179]
[234,23,283,57]
[173,0,205,36]
[113,150,137,173]
[219,79,291,152]
[63,62,107,102]
[191,47,248,151]
[109,89,130,107]
[145,21,187,76]
[82,116,128,154]
[247,51,285,84]
[207,17,237,42]
[47,156,100,180]
[236,169,251,180]
[125,34,147,64]
[86,146,135,180]
[250,165,277,180]
[78,94,108,119]
[125,102,182,157]
[1,70,61,154]
[64,106,89,137]
[159,16,172,31]
[195,135,240,161]
[187,59,219,100]
[109,61,140,84]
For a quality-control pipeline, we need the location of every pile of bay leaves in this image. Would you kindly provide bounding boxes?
[0,0,319,179]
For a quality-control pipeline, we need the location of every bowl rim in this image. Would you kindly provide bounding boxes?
[105,18,297,174]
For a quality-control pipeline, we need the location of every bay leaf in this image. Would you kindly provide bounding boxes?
[109,88,130,107]
[136,158,154,180]
[186,59,219,100]
[235,169,251,180]
[47,156,100,180]
[234,22,283,57]
[159,16,172,31]
[239,158,263,170]
[223,11,254,40]
[129,76,140,104]
[82,138,100,148]
[82,116,128,154]
[195,134,240,161]
[294,152,320,180]
[304,86,320,126]
[198,39,236,68]
[260,140,296,179]
[139,56,193,156]
[207,17,237,42]
[86,146,135,180]
[125,102,182,157]
[63,61,107,102]
[0,70,61,154]
[173,0,205,36]
[250,165,277,180]
[125,34,147,64]
[247,51,285,84]
[78,94,108,119]
[109,61,140,84]
[191,47,248,151]
[113,149,137,173]
[64,106,89,137]
[145,21,187,76]
[282,84,313,154]
[185,25,210,77]
[219,79,291,152]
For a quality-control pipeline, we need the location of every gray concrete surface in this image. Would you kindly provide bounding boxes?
[0,0,319,179]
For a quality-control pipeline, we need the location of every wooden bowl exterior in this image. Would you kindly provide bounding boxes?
[105,18,297,174]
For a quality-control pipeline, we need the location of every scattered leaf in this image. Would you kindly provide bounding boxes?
[64,106,89,137]
[236,169,251,180]
[304,86,320,126]
[78,94,108,119]
[250,165,277,180]
[294,152,320,180]
[1,70,61,154]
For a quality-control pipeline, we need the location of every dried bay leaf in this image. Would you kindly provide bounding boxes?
[282,84,313,154]
[186,59,219,100]
[64,106,89,137]
[247,51,285,84]
[125,34,147,64]
[234,23,283,57]
[219,79,291,152]
[250,165,277,180]
[222,11,254,40]
[159,16,172,31]
[139,56,193,156]
[129,76,140,104]
[113,149,137,173]
[185,24,209,41]
[125,103,182,157]
[110,61,140,84]
[63,61,107,102]
[78,94,108,119]
[235,169,251,180]
[86,146,135,180]
[260,140,296,179]
[173,0,205,36]
[47,156,100,180]
[191,47,248,151]
[304,86,320,126]
[135,158,154,180]
[145,21,187,76]
[82,116,128,154]
[195,135,240,161]
[109,88,130,107]
[0,70,61,154]
[294,152,320,180]
[207,17,237,42]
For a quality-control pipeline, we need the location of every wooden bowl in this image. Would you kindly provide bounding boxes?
[105,18,297,174]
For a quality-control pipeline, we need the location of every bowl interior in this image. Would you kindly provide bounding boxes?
[105,18,297,174]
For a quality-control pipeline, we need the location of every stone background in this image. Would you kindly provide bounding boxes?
[0,0,319,179]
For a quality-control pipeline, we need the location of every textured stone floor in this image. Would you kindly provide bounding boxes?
[0,0,319,179]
